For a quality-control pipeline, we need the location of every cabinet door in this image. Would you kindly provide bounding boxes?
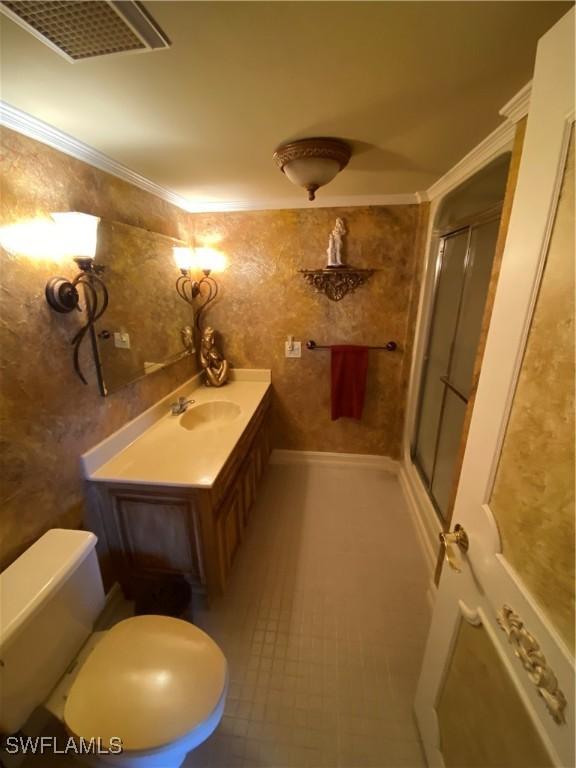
[239,418,270,530]
[218,486,244,581]
[241,452,257,529]
[223,498,240,568]
[255,418,271,483]
[111,493,204,584]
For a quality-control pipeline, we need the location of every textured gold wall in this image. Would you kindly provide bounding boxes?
[0,127,198,569]
[193,205,425,456]
[490,130,575,650]
[0,127,426,571]
[438,620,553,768]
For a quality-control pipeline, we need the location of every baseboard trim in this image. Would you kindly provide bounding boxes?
[398,463,440,575]
[398,464,440,615]
[270,449,399,473]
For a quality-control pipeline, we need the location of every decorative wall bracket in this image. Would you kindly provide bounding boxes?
[299,267,375,302]
[497,605,567,725]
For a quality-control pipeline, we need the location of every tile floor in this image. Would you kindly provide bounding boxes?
[185,461,431,768]
[14,461,431,768]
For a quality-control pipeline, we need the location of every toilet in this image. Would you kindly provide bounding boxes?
[0,529,228,767]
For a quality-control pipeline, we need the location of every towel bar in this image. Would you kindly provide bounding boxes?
[306,340,397,351]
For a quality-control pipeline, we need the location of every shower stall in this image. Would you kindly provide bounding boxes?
[411,154,511,521]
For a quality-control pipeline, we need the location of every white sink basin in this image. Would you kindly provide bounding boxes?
[179,401,241,430]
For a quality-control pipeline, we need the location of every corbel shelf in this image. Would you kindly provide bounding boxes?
[299,266,376,302]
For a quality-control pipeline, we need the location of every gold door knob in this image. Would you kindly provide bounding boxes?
[439,524,469,572]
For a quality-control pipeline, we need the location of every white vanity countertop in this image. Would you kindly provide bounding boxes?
[82,369,271,489]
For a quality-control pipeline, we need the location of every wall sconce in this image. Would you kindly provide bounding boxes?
[44,212,108,386]
[273,137,351,201]
[174,246,227,329]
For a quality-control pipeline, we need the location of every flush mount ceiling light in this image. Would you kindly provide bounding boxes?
[273,138,351,201]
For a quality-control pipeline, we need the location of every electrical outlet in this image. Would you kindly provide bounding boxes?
[114,332,131,349]
[285,340,301,358]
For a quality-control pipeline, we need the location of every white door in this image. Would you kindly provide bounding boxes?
[415,9,574,768]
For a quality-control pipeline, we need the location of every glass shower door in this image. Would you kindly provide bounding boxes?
[413,216,500,520]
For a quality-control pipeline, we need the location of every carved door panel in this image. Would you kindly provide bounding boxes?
[415,11,574,768]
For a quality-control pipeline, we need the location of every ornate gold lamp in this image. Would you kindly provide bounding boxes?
[173,246,226,329]
[273,137,351,201]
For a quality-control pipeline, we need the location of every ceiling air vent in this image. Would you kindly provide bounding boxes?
[0,1,171,62]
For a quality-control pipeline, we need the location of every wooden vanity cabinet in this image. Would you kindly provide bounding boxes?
[86,390,271,601]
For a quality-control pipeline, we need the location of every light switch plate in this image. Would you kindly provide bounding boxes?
[114,332,131,349]
[285,340,301,358]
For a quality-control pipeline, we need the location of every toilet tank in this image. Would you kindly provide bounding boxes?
[0,529,106,734]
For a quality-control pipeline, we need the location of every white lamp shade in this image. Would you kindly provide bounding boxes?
[193,247,227,273]
[282,157,341,190]
[51,212,100,259]
[173,246,194,271]
[0,219,61,261]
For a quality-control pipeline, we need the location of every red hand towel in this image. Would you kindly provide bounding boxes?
[330,345,369,420]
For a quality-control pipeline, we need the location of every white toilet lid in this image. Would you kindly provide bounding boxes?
[64,615,227,752]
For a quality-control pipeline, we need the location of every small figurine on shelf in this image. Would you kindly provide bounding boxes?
[200,326,229,387]
[326,217,347,268]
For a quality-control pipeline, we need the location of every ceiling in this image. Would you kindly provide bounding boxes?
[0,1,571,210]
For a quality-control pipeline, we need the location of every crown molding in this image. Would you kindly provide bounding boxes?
[187,192,418,212]
[3,92,528,215]
[0,101,195,212]
[499,81,532,123]
[420,118,515,203]
[420,81,531,203]
[1,102,418,213]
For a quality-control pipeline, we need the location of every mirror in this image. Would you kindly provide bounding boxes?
[93,219,194,395]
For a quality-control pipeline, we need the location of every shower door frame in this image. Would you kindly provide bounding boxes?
[415,10,575,763]
[410,203,503,524]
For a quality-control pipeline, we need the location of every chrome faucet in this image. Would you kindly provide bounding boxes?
[170,396,195,415]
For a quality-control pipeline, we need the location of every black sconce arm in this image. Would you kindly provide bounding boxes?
[69,271,109,385]
[45,262,109,386]
[175,269,219,330]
